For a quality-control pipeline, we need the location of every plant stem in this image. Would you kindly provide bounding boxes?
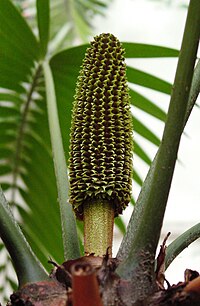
[118,59,200,264]
[0,186,48,287]
[165,223,200,270]
[43,61,81,260]
[117,0,200,291]
[84,199,114,256]
[184,58,200,127]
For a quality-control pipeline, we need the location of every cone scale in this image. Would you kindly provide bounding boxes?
[69,33,132,256]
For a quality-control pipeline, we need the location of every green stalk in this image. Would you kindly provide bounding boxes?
[43,61,81,260]
[184,58,200,127]
[0,185,48,287]
[117,0,200,292]
[165,223,200,270]
[117,58,200,263]
[84,199,114,256]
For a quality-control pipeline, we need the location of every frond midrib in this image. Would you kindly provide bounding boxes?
[10,64,43,205]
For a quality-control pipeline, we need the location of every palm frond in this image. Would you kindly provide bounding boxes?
[15,0,112,51]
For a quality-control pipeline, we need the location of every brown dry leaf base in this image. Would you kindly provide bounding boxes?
[8,254,200,306]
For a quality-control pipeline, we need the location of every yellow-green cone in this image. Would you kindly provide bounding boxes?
[69,33,133,222]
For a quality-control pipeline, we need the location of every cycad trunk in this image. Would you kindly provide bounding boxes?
[9,255,200,306]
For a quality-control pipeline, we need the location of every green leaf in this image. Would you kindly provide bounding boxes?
[19,0,111,51]
[0,183,10,191]
[133,170,143,187]
[0,134,16,146]
[36,0,50,58]
[0,185,48,287]
[0,123,18,133]
[0,165,12,175]
[123,43,179,58]
[134,116,160,146]
[0,0,38,61]
[0,106,20,118]
[115,217,126,235]
[134,142,152,166]
[0,0,68,288]
[0,0,39,96]
[43,61,81,260]
[130,89,166,122]
[50,47,82,162]
[0,93,22,105]
[6,277,17,291]
[72,5,91,40]
[127,66,172,94]
[18,203,62,262]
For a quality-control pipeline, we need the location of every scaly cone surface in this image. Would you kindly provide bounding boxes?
[69,33,132,255]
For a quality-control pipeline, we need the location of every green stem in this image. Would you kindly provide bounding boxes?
[184,58,200,127]
[117,58,200,265]
[165,223,200,270]
[43,61,81,260]
[0,185,48,287]
[84,199,114,257]
[117,0,200,286]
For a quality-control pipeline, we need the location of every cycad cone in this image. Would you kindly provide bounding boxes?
[69,33,132,256]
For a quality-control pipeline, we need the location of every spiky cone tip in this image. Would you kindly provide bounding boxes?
[69,33,133,256]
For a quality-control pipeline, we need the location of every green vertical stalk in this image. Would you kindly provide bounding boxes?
[84,199,114,256]
[117,0,200,295]
[0,186,48,287]
[43,61,81,260]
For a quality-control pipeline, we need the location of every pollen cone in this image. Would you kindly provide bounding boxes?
[69,33,133,220]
